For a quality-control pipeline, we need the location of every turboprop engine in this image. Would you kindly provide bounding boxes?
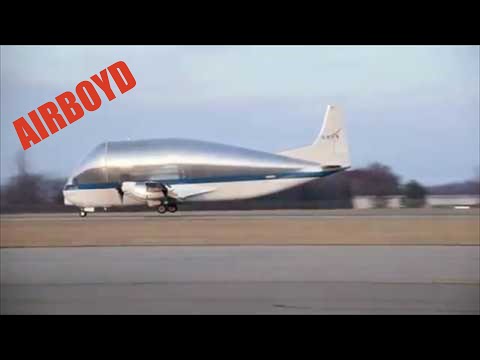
[121,182,168,200]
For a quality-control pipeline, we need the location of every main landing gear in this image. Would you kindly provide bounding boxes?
[157,203,178,214]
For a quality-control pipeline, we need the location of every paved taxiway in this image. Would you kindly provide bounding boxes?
[1,245,479,314]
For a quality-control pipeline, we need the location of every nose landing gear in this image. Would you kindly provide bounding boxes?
[78,207,95,217]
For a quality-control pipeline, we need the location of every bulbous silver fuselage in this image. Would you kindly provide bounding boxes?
[67,138,320,186]
[62,105,350,212]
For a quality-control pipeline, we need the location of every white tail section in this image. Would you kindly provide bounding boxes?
[280,105,350,168]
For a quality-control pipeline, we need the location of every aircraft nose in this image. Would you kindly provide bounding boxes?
[63,182,76,205]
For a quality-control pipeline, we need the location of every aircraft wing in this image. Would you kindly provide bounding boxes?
[121,181,215,202]
[166,183,216,201]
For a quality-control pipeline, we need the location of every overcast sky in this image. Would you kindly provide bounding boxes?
[1,45,479,185]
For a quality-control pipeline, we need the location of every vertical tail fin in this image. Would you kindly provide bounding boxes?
[280,105,351,168]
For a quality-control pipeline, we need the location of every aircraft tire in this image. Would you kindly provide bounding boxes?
[167,204,178,213]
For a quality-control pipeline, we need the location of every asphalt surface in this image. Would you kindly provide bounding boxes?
[1,245,479,314]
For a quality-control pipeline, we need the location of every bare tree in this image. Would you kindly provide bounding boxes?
[15,150,28,176]
[3,151,43,205]
[348,162,401,197]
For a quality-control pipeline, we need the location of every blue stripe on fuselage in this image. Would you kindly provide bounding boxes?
[64,168,345,191]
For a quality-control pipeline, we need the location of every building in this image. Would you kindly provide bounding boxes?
[425,195,480,208]
[352,195,479,209]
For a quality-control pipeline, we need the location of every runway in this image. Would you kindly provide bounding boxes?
[1,209,479,247]
[2,208,479,221]
[1,245,479,314]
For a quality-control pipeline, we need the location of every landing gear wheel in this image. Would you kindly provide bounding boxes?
[157,205,167,214]
[167,204,178,213]
[79,210,87,217]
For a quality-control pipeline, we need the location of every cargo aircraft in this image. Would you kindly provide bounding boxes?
[63,105,351,216]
